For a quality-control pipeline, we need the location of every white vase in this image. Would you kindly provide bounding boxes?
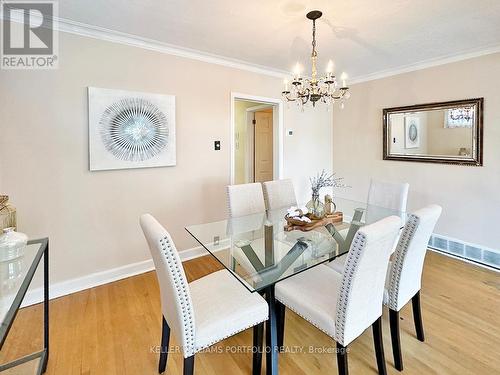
[0,227,28,262]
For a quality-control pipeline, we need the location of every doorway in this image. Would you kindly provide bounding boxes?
[231,94,283,185]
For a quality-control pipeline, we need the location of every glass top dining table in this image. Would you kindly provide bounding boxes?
[185,197,407,293]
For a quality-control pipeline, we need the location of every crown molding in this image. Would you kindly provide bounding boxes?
[350,44,500,85]
[2,12,500,84]
[58,18,290,78]
[1,12,289,78]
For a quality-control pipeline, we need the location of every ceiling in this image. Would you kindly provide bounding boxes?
[58,0,500,79]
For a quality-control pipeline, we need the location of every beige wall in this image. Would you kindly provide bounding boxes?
[333,52,500,250]
[0,153,3,194]
[0,31,332,286]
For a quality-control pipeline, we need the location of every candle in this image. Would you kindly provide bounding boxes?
[341,72,348,87]
[293,63,301,79]
[284,79,289,92]
[326,60,334,74]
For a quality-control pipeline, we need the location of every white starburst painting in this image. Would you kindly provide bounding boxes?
[88,87,176,171]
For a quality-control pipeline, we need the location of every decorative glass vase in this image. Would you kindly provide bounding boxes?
[306,193,325,219]
[0,196,17,232]
[0,227,27,262]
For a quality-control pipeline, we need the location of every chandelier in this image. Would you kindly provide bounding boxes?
[282,10,351,108]
[449,106,473,122]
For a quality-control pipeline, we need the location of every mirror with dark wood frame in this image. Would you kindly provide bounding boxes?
[383,98,483,166]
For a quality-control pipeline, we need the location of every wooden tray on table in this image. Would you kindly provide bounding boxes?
[284,212,343,232]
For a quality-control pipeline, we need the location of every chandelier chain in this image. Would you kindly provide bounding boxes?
[312,20,316,55]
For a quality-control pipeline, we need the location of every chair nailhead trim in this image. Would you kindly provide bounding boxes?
[335,231,367,345]
[387,214,420,311]
[160,235,196,356]
[226,187,234,217]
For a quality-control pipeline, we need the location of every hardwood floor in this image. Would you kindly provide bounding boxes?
[1,251,499,374]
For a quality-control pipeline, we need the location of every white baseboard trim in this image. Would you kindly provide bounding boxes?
[428,248,500,272]
[179,246,208,262]
[21,234,498,309]
[21,245,207,308]
[428,233,499,270]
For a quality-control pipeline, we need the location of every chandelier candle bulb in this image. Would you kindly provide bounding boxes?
[293,63,301,79]
[284,79,289,92]
[341,72,348,88]
[326,60,334,73]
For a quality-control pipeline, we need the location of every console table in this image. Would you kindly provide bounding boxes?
[0,238,49,374]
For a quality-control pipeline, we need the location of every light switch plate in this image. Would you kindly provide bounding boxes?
[214,140,221,150]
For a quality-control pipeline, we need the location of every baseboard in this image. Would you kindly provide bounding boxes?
[23,232,497,309]
[21,245,205,308]
[345,213,499,271]
[179,246,209,262]
[428,233,500,271]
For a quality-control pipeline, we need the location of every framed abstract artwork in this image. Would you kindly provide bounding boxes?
[88,87,176,171]
[404,116,420,149]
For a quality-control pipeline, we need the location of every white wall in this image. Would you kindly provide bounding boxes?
[284,105,333,203]
[0,30,333,287]
[333,52,500,250]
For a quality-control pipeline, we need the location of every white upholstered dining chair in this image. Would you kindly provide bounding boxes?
[327,179,409,273]
[226,183,268,272]
[275,216,402,375]
[140,214,269,375]
[384,204,442,371]
[366,179,409,217]
[262,179,298,210]
[227,183,266,217]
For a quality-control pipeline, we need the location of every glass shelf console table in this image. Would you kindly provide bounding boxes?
[0,238,49,375]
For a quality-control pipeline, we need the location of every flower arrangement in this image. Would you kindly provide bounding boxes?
[310,170,349,197]
[307,170,349,218]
